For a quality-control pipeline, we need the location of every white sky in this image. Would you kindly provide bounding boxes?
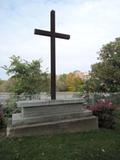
[0,0,120,79]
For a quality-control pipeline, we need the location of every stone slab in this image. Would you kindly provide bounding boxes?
[7,116,98,137]
[12,109,92,126]
[17,99,85,107]
[12,99,91,127]
[23,104,85,118]
[17,99,86,119]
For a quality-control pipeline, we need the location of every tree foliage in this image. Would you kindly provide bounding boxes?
[85,37,120,92]
[57,73,84,92]
[0,79,7,92]
[57,74,67,91]
[2,55,49,95]
[66,73,84,92]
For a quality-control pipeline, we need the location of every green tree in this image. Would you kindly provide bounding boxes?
[0,79,7,92]
[2,55,49,95]
[57,74,67,91]
[85,37,120,92]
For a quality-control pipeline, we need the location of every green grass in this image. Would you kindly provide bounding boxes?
[0,109,120,160]
[0,129,120,160]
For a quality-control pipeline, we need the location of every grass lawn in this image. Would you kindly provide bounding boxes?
[0,109,120,160]
[0,129,120,160]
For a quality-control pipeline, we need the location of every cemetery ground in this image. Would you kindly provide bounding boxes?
[0,109,120,160]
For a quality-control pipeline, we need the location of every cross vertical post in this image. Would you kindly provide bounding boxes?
[51,10,56,100]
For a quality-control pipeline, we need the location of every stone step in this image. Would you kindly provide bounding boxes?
[7,116,98,137]
[12,109,92,126]
[22,103,86,118]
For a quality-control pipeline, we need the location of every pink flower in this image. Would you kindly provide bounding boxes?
[87,99,115,112]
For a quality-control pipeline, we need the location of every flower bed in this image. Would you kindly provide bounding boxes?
[87,99,115,129]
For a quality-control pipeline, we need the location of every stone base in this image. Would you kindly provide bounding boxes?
[12,109,92,126]
[7,99,98,137]
[7,116,98,137]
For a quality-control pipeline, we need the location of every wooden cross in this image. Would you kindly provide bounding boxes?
[34,10,70,100]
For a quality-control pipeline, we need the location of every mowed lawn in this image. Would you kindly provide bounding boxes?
[0,129,120,160]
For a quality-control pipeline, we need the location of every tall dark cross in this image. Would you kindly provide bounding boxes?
[34,10,70,100]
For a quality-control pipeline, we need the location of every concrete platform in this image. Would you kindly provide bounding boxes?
[7,116,98,137]
[7,99,98,136]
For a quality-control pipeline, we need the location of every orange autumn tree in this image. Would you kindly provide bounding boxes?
[66,73,84,92]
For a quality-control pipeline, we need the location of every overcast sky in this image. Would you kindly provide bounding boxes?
[0,0,120,79]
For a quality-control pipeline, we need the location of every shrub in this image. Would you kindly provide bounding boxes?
[0,104,6,129]
[3,95,19,118]
[87,99,115,129]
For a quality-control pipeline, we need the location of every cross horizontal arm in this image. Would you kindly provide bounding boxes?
[34,29,70,40]
[55,32,70,39]
[34,29,51,37]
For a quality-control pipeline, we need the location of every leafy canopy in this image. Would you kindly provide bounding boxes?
[3,55,49,94]
[85,37,120,92]
[57,73,84,92]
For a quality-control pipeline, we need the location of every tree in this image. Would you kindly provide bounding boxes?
[66,73,84,92]
[0,79,7,92]
[85,37,120,92]
[57,72,84,92]
[57,74,67,91]
[2,55,49,95]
